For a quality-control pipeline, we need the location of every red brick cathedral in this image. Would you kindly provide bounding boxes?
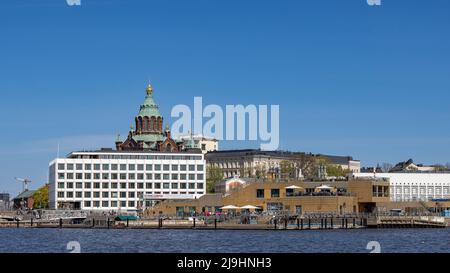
[115,83,183,152]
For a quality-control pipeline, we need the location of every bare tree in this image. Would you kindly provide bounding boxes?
[381,163,393,173]
[291,153,318,180]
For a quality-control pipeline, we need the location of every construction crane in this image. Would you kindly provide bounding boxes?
[15,177,32,192]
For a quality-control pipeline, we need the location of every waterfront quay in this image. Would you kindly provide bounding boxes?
[0,213,446,230]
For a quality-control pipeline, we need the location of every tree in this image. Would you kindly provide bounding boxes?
[325,164,350,177]
[255,164,268,179]
[280,160,295,181]
[239,165,254,178]
[381,163,393,173]
[291,153,317,180]
[33,184,49,209]
[206,166,224,193]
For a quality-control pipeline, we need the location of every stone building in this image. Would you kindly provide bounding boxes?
[205,150,360,179]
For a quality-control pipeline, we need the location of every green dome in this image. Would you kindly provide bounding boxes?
[138,93,162,117]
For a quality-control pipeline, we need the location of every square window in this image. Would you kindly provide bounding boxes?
[271,189,280,198]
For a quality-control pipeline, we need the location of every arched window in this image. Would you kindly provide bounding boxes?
[143,117,149,132]
[151,117,156,131]
[138,116,143,132]
[158,117,162,131]
[165,143,172,152]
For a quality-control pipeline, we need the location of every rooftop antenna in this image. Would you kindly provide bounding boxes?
[57,141,60,158]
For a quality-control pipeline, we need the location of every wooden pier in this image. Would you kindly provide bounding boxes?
[1,215,447,230]
[367,216,446,228]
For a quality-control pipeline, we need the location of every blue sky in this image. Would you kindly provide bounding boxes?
[0,0,449,195]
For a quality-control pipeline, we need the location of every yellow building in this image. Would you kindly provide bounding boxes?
[146,178,390,216]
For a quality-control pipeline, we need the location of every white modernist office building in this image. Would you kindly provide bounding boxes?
[354,173,450,202]
[49,150,206,211]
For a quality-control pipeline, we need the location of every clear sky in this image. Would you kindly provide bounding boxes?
[0,0,449,195]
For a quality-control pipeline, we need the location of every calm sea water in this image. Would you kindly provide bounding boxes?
[1,228,449,253]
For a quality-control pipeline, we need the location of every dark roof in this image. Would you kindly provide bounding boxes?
[14,190,36,199]
[206,150,358,164]
[315,154,357,165]
[206,149,305,158]
[390,159,414,172]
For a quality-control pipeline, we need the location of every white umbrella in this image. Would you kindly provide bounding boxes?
[316,185,333,190]
[220,205,240,210]
[240,205,260,210]
[285,185,303,189]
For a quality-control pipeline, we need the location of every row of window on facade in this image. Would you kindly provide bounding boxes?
[56,190,204,199]
[57,173,204,181]
[59,200,137,208]
[392,187,450,195]
[57,182,204,190]
[73,155,203,160]
[58,163,204,172]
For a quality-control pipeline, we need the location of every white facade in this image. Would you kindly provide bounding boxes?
[354,173,450,202]
[49,151,206,211]
[176,135,219,154]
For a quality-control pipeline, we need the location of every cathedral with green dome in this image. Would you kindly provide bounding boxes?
[115,83,183,152]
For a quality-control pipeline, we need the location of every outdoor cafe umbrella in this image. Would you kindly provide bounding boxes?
[285,185,304,190]
[240,205,260,210]
[220,205,240,210]
[316,185,333,190]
